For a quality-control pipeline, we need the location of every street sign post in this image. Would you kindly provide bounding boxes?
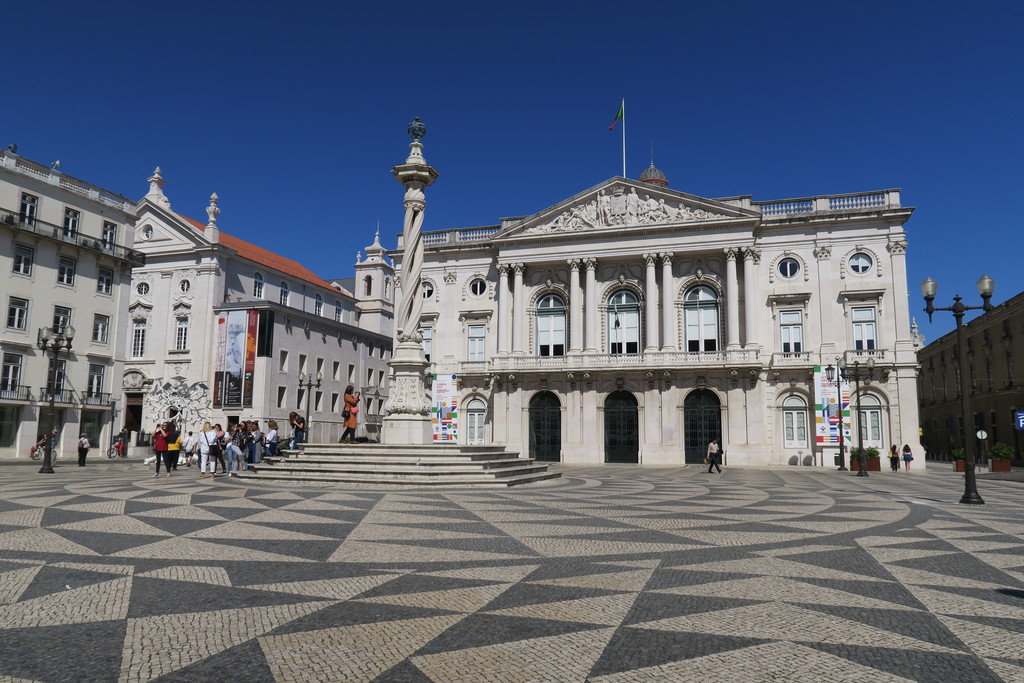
[1016,411,1024,430]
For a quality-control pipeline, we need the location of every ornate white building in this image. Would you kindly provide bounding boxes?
[124,169,393,445]
[412,167,923,467]
[0,148,142,458]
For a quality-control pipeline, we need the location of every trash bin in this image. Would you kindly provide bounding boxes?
[834,455,842,466]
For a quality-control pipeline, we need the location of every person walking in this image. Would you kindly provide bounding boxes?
[198,422,220,479]
[226,424,244,472]
[182,431,197,467]
[289,412,305,450]
[341,385,360,442]
[888,444,900,472]
[77,433,90,467]
[167,425,182,471]
[265,420,279,457]
[706,439,722,474]
[902,444,914,472]
[152,422,170,477]
[213,424,228,473]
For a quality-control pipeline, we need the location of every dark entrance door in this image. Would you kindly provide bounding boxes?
[605,390,639,463]
[684,389,722,463]
[529,391,561,462]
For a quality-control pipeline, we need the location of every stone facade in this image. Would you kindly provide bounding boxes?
[411,174,923,468]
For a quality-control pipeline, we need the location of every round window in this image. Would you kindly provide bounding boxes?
[180,280,191,293]
[136,282,150,296]
[422,281,434,299]
[778,257,800,278]
[469,278,486,296]
[141,225,153,240]
[849,252,873,274]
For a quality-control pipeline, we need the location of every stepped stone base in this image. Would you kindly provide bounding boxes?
[234,443,560,487]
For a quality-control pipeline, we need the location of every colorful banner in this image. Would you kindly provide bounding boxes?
[213,312,228,405]
[431,374,458,443]
[242,309,258,407]
[814,365,851,446]
[222,310,248,407]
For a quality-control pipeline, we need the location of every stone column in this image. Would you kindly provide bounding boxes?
[497,264,511,354]
[568,259,582,352]
[743,248,759,349]
[725,247,740,349]
[660,252,675,350]
[584,258,598,352]
[643,253,659,351]
[512,263,525,354]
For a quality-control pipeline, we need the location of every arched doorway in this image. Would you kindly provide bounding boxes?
[605,390,639,463]
[466,398,486,445]
[529,391,561,462]
[684,389,721,463]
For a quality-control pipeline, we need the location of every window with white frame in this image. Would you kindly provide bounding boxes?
[421,326,432,362]
[314,294,323,317]
[852,306,877,351]
[102,222,117,248]
[174,316,189,351]
[608,290,640,354]
[467,324,486,361]
[57,257,76,286]
[63,208,80,237]
[97,267,113,295]
[849,252,873,274]
[253,272,264,298]
[466,398,486,445]
[364,276,373,296]
[53,306,72,334]
[684,286,719,352]
[422,281,434,299]
[783,395,809,448]
[1,353,22,392]
[780,310,803,353]
[778,257,800,279]
[536,294,566,356]
[131,320,146,358]
[469,278,487,296]
[87,364,104,397]
[279,282,289,306]
[334,301,342,322]
[7,297,28,330]
[48,358,67,394]
[13,245,33,276]
[92,314,110,343]
[857,394,883,447]
[19,193,38,226]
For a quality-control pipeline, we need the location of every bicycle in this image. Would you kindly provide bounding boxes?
[107,439,128,458]
[29,446,42,460]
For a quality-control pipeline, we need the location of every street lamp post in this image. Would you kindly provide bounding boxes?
[823,360,848,471]
[36,324,75,474]
[298,371,322,445]
[842,358,875,477]
[922,274,995,505]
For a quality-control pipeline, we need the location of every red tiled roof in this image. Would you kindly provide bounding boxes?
[178,214,350,299]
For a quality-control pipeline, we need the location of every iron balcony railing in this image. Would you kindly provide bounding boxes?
[0,208,145,266]
[0,385,33,401]
[38,388,78,404]
[82,392,112,406]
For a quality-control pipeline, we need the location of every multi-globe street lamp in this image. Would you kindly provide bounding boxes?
[921,274,995,505]
[823,360,848,471]
[843,358,875,477]
[298,371,322,445]
[36,324,75,474]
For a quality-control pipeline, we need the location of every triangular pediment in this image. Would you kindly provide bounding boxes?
[135,199,212,253]
[497,178,759,240]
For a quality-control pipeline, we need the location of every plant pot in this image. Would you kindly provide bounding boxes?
[851,459,882,472]
[989,459,1011,472]
[954,460,966,472]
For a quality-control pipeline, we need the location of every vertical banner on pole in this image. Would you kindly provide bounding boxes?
[223,310,247,407]
[814,365,850,447]
[431,374,458,443]
[242,309,258,407]
[213,313,227,406]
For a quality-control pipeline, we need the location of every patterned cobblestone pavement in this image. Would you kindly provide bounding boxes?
[0,464,1022,682]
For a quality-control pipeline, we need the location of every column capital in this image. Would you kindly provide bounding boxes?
[567,258,582,271]
[584,257,598,271]
[498,263,512,276]
[743,248,761,264]
[813,244,832,260]
[512,262,526,275]
[724,247,740,260]
[643,253,659,267]
[659,251,674,264]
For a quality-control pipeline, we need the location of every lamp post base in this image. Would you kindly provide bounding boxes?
[856,470,869,477]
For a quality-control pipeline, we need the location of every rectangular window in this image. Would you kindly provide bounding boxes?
[97,267,114,295]
[334,304,342,323]
[63,208,80,237]
[852,307,877,351]
[92,314,110,343]
[315,390,323,411]
[58,257,76,286]
[784,410,808,448]
[537,313,566,357]
[13,245,33,276]
[421,326,432,362]
[780,310,803,353]
[366,368,373,386]
[7,297,29,330]
[467,324,486,361]
[332,361,340,381]
[279,349,289,372]
[297,388,305,411]
[19,193,38,226]
[102,222,117,248]
[53,306,72,334]
[48,358,67,394]
[331,393,339,412]
[1,353,23,392]
[175,317,189,351]
[299,353,307,374]
[610,311,640,354]
[377,369,385,386]
[316,357,324,377]
[87,364,104,397]
[0,406,20,448]
[131,320,146,358]
[277,386,287,409]
[348,364,355,383]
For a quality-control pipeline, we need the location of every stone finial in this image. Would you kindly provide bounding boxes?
[146,167,172,210]
[206,193,220,228]
[356,251,362,264]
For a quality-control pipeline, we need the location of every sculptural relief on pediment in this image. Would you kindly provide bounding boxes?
[524,185,729,234]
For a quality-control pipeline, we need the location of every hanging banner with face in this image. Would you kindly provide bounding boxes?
[814,365,851,446]
[431,374,458,442]
[213,312,228,405]
[221,310,248,407]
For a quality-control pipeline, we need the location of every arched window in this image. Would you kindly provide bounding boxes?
[857,394,883,448]
[536,294,566,357]
[280,282,289,307]
[314,293,323,317]
[466,398,486,445]
[607,290,640,354]
[684,286,719,352]
[334,301,342,323]
[384,278,392,299]
[364,275,373,297]
[253,272,264,299]
[783,395,808,448]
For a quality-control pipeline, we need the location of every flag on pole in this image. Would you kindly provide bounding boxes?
[608,101,624,130]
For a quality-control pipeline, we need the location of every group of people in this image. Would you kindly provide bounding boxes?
[888,444,914,471]
[147,419,280,478]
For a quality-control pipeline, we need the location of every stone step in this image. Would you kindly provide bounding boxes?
[263,455,533,469]
[232,468,561,487]
[250,460,551,475]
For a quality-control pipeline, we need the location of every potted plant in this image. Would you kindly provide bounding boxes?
[989,442,1014,472]
[850,447,882,472]
[951,448,966,472]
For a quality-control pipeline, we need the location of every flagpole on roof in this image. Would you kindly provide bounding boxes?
[621,99,626,178]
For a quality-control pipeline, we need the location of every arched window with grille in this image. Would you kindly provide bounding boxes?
[607,290,640,354]
[466,398,486,445]
[364,275,373,297]
[783,395,809,448]
[253,272,264,299]
[683,286,719,352]
[280,282,289,307]
[857,394,884,449]
[314,293,323,317]
[536,294,566,357]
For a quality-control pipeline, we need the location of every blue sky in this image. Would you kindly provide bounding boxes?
[6,1,1021,340]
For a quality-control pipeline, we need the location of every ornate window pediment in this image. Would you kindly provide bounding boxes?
[128,302,152,323]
